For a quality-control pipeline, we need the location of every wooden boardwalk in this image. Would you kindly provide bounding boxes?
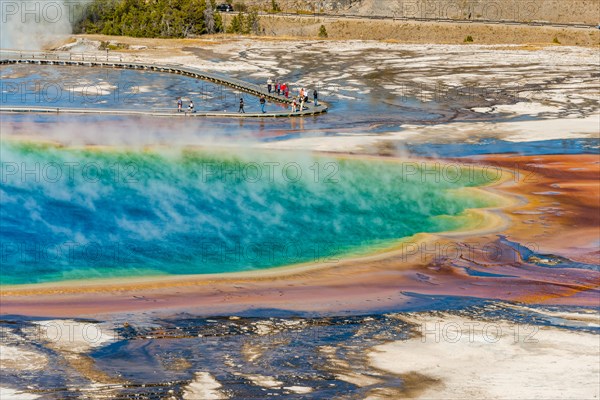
[0,50,328,118]
[0,105,324,118]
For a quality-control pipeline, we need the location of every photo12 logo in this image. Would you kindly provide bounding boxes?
[199,239,345,265]
[198,160,339,184]
[399,81,550,104]
[418,320,539,344]
[1,161,140,183]
[396,0,541,21]
[398,239,541,264]
[0,79,140,105]
[1,240,140,265]
[0,0,90,24]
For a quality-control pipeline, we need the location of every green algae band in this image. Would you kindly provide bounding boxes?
[0,141,498,285]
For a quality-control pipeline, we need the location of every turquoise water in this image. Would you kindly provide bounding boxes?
[0,141,496,285]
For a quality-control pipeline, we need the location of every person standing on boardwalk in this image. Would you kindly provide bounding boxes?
[177,98,183,112]
[276,82,281,95]
[313,89,318,106]
[300,94,305,111]
[267,78,273,93]
[239,97,245,113]
[260,95,266,113]
[189,100,194,113]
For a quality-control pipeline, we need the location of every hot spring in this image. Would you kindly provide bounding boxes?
[0,140,501,285]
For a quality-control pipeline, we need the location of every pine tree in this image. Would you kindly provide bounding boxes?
[245,11,259,34]
[318,24,328,38]
[204,0,215,34]
[227,13,242,33]
[271,0,281,12]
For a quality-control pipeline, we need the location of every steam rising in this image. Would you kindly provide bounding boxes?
[0,132,497,285]
[0,0,88,50]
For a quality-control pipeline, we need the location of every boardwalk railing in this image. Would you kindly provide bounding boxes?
[0,49,124,62]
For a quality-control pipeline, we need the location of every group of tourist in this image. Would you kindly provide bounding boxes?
[176,81,319,114]
[267,79,319,112]
[177,97,194,113]
[267,79,292,98]
[290,87,319,112]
